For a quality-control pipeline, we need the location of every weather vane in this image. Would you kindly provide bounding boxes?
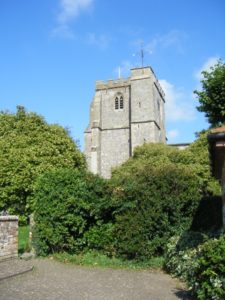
[140,42,144,67]
[133,42,146,67]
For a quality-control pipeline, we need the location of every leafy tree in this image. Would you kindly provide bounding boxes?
[194,60,225,126]
[0,106,85,218]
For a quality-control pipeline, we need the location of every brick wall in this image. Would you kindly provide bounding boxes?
[0,216,18,261]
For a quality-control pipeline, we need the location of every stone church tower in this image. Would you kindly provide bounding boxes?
[84,66,166,178]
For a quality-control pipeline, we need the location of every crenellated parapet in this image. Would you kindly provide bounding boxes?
[96,78,130,91]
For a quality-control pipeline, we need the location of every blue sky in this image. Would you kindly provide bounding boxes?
[0,0,225,149]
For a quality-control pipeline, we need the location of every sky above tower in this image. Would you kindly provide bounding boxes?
[0,0,225,149]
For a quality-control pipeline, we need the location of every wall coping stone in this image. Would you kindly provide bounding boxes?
[0,216,18,221]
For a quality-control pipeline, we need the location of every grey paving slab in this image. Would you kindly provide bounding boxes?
[0,258,33,281]
[0,258,192,300]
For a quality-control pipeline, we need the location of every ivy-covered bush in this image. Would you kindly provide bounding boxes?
[165,232,225,300]
[190,235,225,300]
[111,162,201,260]
[164,231,206,280]
[32,168,110,255]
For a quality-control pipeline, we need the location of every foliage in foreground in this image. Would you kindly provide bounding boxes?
[0,106,85,219]
[165,232,225,300]
[33,168,110,256]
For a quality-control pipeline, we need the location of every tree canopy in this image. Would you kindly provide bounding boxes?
[194,60,225,127]
[0,106,85,219]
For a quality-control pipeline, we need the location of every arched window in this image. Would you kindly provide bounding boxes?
[115,97,119,109]
[120,96,124,109]
[115,94,124,110]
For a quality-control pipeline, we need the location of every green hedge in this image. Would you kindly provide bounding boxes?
[111,162,201,259]
[32,168,110,255]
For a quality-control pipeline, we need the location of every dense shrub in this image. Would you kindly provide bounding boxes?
[111,161,201,260]
[32,168,110,255]
[165,232,225,300]
[84,223,115,256]
[131,137,220,196]
[186,130,220,195]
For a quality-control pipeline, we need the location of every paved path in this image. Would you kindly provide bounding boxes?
[0,258,33,281]
[0,258,192,300]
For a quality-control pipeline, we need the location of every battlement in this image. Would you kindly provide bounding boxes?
[130,66,154,78]
[96,67,160,90]
[96,78,130,90]
[95,67,165,99]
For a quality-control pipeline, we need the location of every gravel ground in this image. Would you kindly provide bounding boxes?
[0,258,192,300]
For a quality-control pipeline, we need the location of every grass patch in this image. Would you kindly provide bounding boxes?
[18,225,30,254]
[53,251,164,270]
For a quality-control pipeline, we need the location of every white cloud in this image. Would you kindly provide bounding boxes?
[51,24,75,39]
[145,30,187,55]
[57,0,93,23]
[167,129,179,139]
[86,33,111,50]
[53,0,93,38]
[194,56,219,81]
[159,79,195,121]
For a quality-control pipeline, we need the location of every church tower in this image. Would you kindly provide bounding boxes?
[84,66,166,178]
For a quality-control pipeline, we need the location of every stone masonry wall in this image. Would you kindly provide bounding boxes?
[0,216,18,261]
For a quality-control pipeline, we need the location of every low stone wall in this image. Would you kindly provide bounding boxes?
[0,216,18,261]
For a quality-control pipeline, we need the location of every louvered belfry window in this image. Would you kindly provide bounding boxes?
[120,96,124,109]
[115,95,124,110]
